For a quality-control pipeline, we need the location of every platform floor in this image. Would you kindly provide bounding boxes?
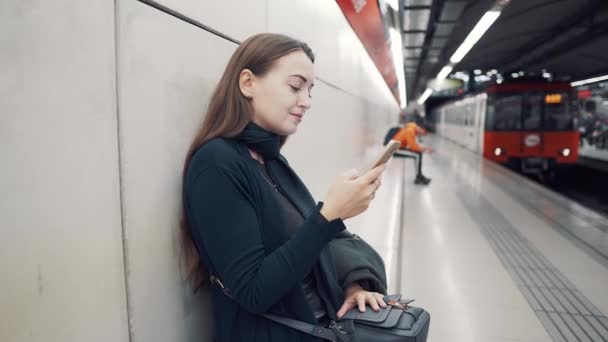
[580,145,608,163]
[578,145,608,172]
[374,136,608,342]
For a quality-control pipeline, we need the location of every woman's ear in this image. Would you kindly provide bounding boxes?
[239,69,255,100]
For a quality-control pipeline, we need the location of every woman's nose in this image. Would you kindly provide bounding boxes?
[298,92,312,109]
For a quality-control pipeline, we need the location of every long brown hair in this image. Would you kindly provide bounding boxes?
[180,33,315,292]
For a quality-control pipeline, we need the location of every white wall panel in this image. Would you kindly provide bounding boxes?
[268,0,358,96]
[0,1,128,342]
[115,1,234,341]
[156,0,266,41]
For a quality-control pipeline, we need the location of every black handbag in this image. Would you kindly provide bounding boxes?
[210,276,430,342]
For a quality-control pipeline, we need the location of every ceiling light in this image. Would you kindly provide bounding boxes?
[474,69,482,75]
[390,28,407,107]
[417,88,433,105]
[449,10,501,64]
[453,72,470,82]
[571,74,608,87]
[436,65,454,80]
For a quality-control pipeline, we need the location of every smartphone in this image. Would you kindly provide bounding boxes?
[369,140,400,171]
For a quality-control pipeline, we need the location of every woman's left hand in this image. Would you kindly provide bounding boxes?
[336,283,387,319]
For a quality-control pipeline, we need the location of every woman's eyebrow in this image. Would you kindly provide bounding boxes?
[289,74,308,83]
[289,74,314,87]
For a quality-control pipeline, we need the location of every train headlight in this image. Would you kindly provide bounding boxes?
[494,147,503,156]
[561,148,571,157]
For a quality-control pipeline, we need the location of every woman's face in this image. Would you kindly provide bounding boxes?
[240,50,315,135]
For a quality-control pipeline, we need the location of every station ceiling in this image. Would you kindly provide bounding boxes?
[400,0,608,101]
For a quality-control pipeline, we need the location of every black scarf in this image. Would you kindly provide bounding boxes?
[235,122,318,218]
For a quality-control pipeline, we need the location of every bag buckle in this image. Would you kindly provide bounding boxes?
[329,320,353,342]
[387,299,409,310]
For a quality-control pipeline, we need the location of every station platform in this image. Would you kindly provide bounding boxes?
[580,146,608,162]
[358,135,608,342]
[579,146,608,172]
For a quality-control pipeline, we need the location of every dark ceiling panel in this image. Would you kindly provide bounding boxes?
[577,37,608,65]
[404,47,423,58]
[457,34,543,70]
[405,59,419,68]
[439,1,467,21]
[434,23,455,37]
[418,76,429,90]
[460,0,600,71]
[404,32,426,46]
[543,53,598,78]
[431,37,449,48]
[427,49,442,58]
[537,35,608,79]
[403,9,431,31]
[404,0,432,6]
[426,56,440,64]
[421,63,436,73]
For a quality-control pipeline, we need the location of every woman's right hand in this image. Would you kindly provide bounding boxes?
[320,164,386,221]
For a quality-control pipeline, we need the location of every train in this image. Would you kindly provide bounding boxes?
[432,82,579,178]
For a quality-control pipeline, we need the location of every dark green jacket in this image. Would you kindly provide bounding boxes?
[184,138,386,342]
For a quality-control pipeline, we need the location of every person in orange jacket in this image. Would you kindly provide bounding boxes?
[391,122,433,185]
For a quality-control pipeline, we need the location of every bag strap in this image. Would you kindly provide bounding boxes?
[209,275,351,342]
[263,313,340,341]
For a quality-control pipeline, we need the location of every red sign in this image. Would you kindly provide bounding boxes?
[337,0,399,104]
[577,89,592,99]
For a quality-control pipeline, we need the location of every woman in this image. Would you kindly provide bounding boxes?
[181,33,388,341]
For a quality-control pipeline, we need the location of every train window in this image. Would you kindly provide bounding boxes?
[544,92,572,130]
[494,95,522,130]
[523,94,542,130]
[485,97,495,130]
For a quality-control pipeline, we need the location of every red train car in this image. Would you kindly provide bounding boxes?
[436,82,579,176]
